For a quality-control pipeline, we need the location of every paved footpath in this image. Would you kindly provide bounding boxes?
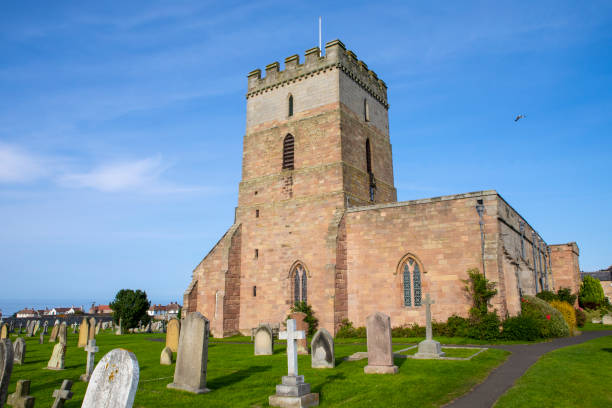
[444,330,612,408]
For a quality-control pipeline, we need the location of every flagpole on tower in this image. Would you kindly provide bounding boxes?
[319,16,322,52]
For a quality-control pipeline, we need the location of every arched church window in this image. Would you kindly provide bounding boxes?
[291,263,308,305]
[400,256,423,307]
[283,134,295,170]
[288,94,294,117]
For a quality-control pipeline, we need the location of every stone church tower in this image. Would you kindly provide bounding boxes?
[183,40,581,337]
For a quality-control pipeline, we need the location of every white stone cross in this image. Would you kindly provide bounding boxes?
[51,379,73,408]
[278,319,305,377]
[424,294,435,341]
[82,339,99,382]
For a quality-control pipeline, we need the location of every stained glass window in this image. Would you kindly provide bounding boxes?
[403,264,411,306]
[402,257,423,307]
[301,268,307,303]
[294,269,300,305]
[413,263,422,306]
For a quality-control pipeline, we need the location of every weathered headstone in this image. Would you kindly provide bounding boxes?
[81,349,140,408]
[269,319,319,408]
[165,319,180,353]
[311,328,334,368]
[254,324,274,355]
[0,324,7,340]
[39,331,44,344]
[80,339,99,382]
[58,322,67,345]
[116,318,123,336]
[26,321,34,338]
[160,347,173,365]
[88,318,96,342]
[603,314,612,325]
[13,338,26,365]
[290,312,309,355]
[47,342,66,370]
[95,321,101,335]
[78,317,90,348]
[167,312,210,394]
[0,339,14,407]
[43,320,49,335]
[7,379,34,408]
[49,321,60,342]
[414,294,445,359]
[33,320,40,336]
[364,312,398,374]
[51,379,73,408]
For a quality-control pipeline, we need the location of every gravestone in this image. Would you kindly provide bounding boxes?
[39,331,44,344]
[414,294,445,359]
[58,322,67,345]
[33,320,40,336]
[290,312,309,355]
[80,339,99,382]
[364,312,398,374]
[1,339,14,407]
[26,321,34,338]
[49,322,60,342]
[51,379,73,408]
[47,342,66,370]
[311,328,334,368]
[160,347,173,365]
[167,312,210,394]
[603,314,612,325]
[88,318,96,342]
[166,319,180,353]
[95,321,101,335]
[116,318,123,335]
[254,324,274,355]
[269,319,319,408]
[7,379,34,408]
[81,349,140,408]
[0,324,7,340]
[78,317,90,348]
[43,320,49,335]
[13,338,26,365]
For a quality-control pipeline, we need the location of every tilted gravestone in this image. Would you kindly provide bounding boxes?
[47,342,67,370]
[51,379,73,408]
[167,312,210,394]
[311,328,334,368]
[81,349,140,408]
[49,322,60,342]
[254,324,274,356]
[364,312,398,374]
[13,338,26,365]
[160,347,173,366]
[80,339,99,382]
[0,324,7,340]
[165,319,180,353]
[78,317,90,348]
[88,318,96,342]
[33,320,40,336]
[1,339,14,407]
[58,322,67,345]
[26,321,35,338]
[7,379,34,408]
[289,312,309,355]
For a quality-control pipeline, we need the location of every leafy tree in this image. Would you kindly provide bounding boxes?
[579,276,605,309]
[556,288,577,305]
[288,302,319,336]
[536,290,558,302]
[463,268,497,317]
[110,289,151,330]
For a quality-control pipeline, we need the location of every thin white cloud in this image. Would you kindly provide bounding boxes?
[0,143,45,183]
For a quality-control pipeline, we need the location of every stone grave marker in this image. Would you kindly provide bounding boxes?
[167,312,210,394]
[33,320,40,336]
[80,339,99,382]
[47,342,66,370]
[26,321,34,337]
[414,294,445,359]
[165,318,180,353]
[39,331,44,344]
[78,317,90,348]
[7,379,34,408]
[81,349,140,408]
[13,338,26,365]
[43,320,49,335]
[254,324,274,355]
[290,312,310,355]
[88,318,96,342]
[269,319,319,408]
[603,314,612,325]
[0,324,7,340]
[364,312,398,374]
[1,339,14,407]
[311,328,334,368]
[58,322,67,345]
[116,318,123,335]
[51,379,73,408]
[95,321,101,335]
[160,347,173,365]
[49,321,60,342]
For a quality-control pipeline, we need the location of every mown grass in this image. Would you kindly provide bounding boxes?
[581,322,612,331]
[398,347,482,358]
[494,335,612,408]
[6,330,509,407]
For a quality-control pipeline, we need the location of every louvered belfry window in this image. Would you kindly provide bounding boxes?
[283,134,295,170]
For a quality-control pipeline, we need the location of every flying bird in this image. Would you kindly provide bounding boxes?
[514,114,526,122]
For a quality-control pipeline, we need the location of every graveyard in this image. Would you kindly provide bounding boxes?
[1,318,611,407]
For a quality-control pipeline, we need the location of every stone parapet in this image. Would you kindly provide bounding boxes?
[247,39,388,108]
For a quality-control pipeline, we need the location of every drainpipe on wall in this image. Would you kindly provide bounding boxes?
[547,246,554,290]
[531,231,539,293]
[475,199,486,279]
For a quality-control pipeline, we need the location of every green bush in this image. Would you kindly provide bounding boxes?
[579,276,605,309]
[445,315,470,337]
[575,307,586,327]
[335,319,366,338]
[288,302,318,336]
[464,268,498,317]
[391,324,425,338]
[536,290,558,302]
[502,314,542,340]
[468,311,501,340]
[556,288,577,305]
[521,296,569,338]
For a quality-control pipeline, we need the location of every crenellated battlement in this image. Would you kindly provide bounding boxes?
[246,39,388,108]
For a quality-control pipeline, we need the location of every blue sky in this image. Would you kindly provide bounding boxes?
[1,1,611,313]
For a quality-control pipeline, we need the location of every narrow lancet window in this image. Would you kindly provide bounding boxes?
[288,95,294,117]
[301,271,307,303]
[364,98,370,122]
[293,270,300,304]
[283,134,295,170]
[403,264,411,306]
[291,263,308,305]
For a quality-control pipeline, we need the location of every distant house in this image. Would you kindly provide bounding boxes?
[47,306,83,315]
[89,305,113,315]
[16,308,38,318]
[37,308,50,316]
[148,302,182,320]
[582,266,612,301]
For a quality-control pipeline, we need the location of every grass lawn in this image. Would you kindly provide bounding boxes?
[581,322,612,331]
[494,335,612,408]
[6,330,509,407]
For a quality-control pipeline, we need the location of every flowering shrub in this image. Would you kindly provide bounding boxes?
[522,296,569,338]
[550,300,577,335]
[575,307,586,327]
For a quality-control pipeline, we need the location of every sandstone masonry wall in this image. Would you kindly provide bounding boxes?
[550,243,581,295]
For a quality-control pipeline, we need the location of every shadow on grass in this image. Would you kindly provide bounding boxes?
[312,372,347,398]
[207,365,272,389]
[602,348,612,353]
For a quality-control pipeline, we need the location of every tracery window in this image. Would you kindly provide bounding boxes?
[400,256,422,307]
[291,263,308,305]
[283,134,295,170]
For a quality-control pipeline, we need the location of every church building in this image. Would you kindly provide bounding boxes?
[182,39,581,337]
